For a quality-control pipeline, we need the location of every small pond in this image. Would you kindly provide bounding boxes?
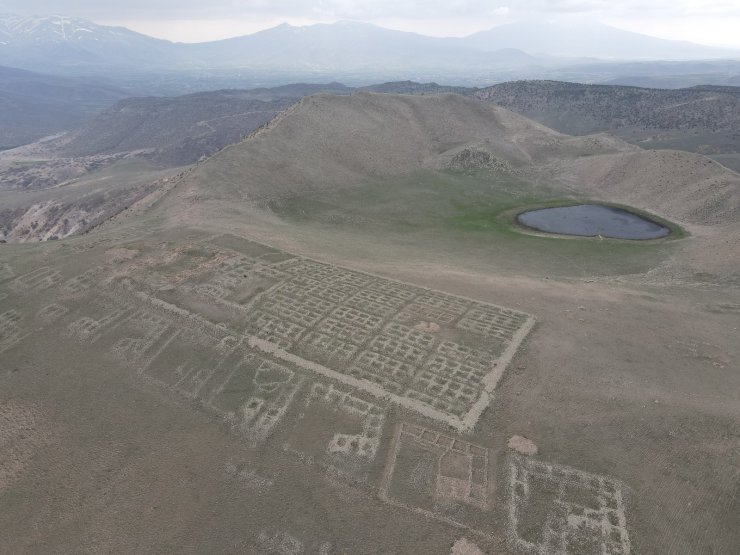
[517,204,670,240]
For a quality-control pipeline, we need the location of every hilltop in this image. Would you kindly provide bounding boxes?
[176,91,623,200]
[174,92,737,216]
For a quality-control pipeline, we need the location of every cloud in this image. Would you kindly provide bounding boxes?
[2,0,740,20]
[0,0,545,20]
[494,0,740,17]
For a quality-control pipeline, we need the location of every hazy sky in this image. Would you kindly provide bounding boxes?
[3,0,740,48]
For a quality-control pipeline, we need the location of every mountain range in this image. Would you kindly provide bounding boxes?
[1,15,738,81]
[463,19,739,60]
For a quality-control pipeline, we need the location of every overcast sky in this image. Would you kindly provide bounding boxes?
[2,0,740,48]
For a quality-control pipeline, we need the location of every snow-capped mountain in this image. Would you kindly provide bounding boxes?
[0,14,175,70]
[1,15,113,42]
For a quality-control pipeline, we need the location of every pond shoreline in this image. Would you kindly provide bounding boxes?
[516,204,671,240]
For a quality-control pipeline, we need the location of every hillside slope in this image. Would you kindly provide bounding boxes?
[61,84,356,166]
[0,83,357,242]
[475,81,740,134]
[558,150,739,226]
[0,65,126,149]
[61,92,296,166]
[473,81,740,159]
[177,91,629,202]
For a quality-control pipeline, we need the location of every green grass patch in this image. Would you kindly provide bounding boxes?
[449,198,575,234]
[267,169,682,278]
[11,159,49,166]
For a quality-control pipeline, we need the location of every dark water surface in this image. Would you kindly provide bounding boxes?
[517,204,670,239]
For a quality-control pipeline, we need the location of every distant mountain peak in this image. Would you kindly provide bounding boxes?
[467,17,739,60]
[0,13,160,44]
